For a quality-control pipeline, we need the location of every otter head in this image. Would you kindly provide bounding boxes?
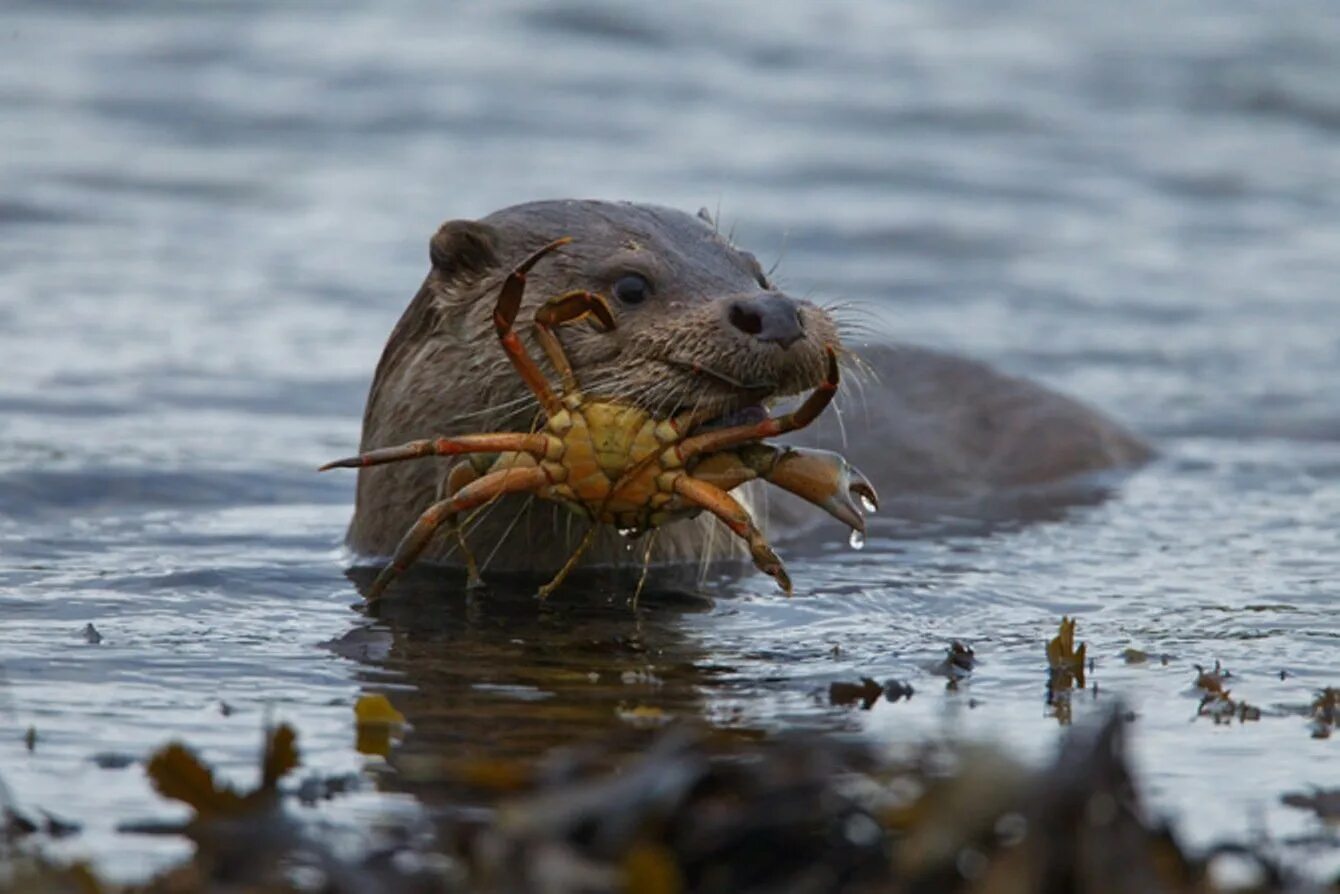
[423,199,841,430]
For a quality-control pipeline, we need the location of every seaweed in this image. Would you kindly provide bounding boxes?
[1046,616,1088,726]
[1191,662,1261,725]
[3,714,1326,893]
[354,693,407,756]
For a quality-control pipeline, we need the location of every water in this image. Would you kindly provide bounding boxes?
[2,0,1339,882]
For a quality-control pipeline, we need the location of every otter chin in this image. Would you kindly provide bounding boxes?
[344,199,1151,579]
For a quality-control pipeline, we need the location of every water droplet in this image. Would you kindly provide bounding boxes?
[618,527,637,538]
[859,494,877,513]
[849,530,865,550]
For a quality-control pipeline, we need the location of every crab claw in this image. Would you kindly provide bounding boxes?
[688,443,879,535]
[762,447,878,533]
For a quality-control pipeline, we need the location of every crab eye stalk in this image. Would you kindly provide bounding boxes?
[612,273,651,306]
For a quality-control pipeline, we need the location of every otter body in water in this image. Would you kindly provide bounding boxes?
[345,200,1149,577]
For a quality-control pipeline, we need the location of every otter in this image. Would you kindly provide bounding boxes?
[344,200,1149,578]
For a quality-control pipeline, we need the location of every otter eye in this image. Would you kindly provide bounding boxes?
[612,273,651,306]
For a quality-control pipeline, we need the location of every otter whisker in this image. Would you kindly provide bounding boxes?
[825,305,887,342]
[766,230,790,281]
[462,368,648,424]
[842,347,882,389]
[831,394,851,450]
[830,347,877,430]
[839,370,872,431]
[448,392,545,426]
[831,318,885,338]
[454,450,539,561]
[821,297,881,315]
[696,509,718,587]
[476,492,534,578]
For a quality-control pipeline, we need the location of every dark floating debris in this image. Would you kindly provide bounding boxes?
[90,752,137,770]
[883,679,915,704]
[931,640,976,681]
[1197,692,1262,725]
[1310,687,1337,739]
[1191,661,1260,725]
[1122,647,1174,666]
[37,811,79,839]
[828,677,883,709]
[1281,788,1340,825]
[1,807,80,842]
[826,678,914,710]
[295,772,361,807]
[3,807,38,841]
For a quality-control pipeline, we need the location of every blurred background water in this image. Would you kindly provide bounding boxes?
[1,0,1338,882]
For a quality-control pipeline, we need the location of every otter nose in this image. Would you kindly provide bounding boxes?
[727,293,805,348]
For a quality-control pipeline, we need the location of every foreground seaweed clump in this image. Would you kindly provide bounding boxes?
[4,713,1323,894]
[457,715,1279,894]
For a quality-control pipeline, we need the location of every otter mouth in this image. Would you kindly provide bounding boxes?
[651,356,780,435]
[691,402,770,435]
[659,356,778,395]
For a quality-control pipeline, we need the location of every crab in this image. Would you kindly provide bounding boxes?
[321,237,878,602]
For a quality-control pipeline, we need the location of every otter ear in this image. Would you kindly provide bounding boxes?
[429,220,501,282]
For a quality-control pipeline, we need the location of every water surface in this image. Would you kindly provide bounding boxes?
[1,0,1338,882]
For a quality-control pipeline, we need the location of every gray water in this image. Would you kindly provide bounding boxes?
[2,0,1338,882]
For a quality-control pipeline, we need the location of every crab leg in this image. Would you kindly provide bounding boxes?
[690,444,879,533]
[535,524,598,600]
[318,432,552,471]
[672,347,840,464]
[493,237,574,417]
[365,465,550,602]
[672,475,792,595]
[533,290,616,392]
[439,461,484,588]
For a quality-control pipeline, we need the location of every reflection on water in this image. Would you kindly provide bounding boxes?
[2,0,1340,883]
[332,569,722,786]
